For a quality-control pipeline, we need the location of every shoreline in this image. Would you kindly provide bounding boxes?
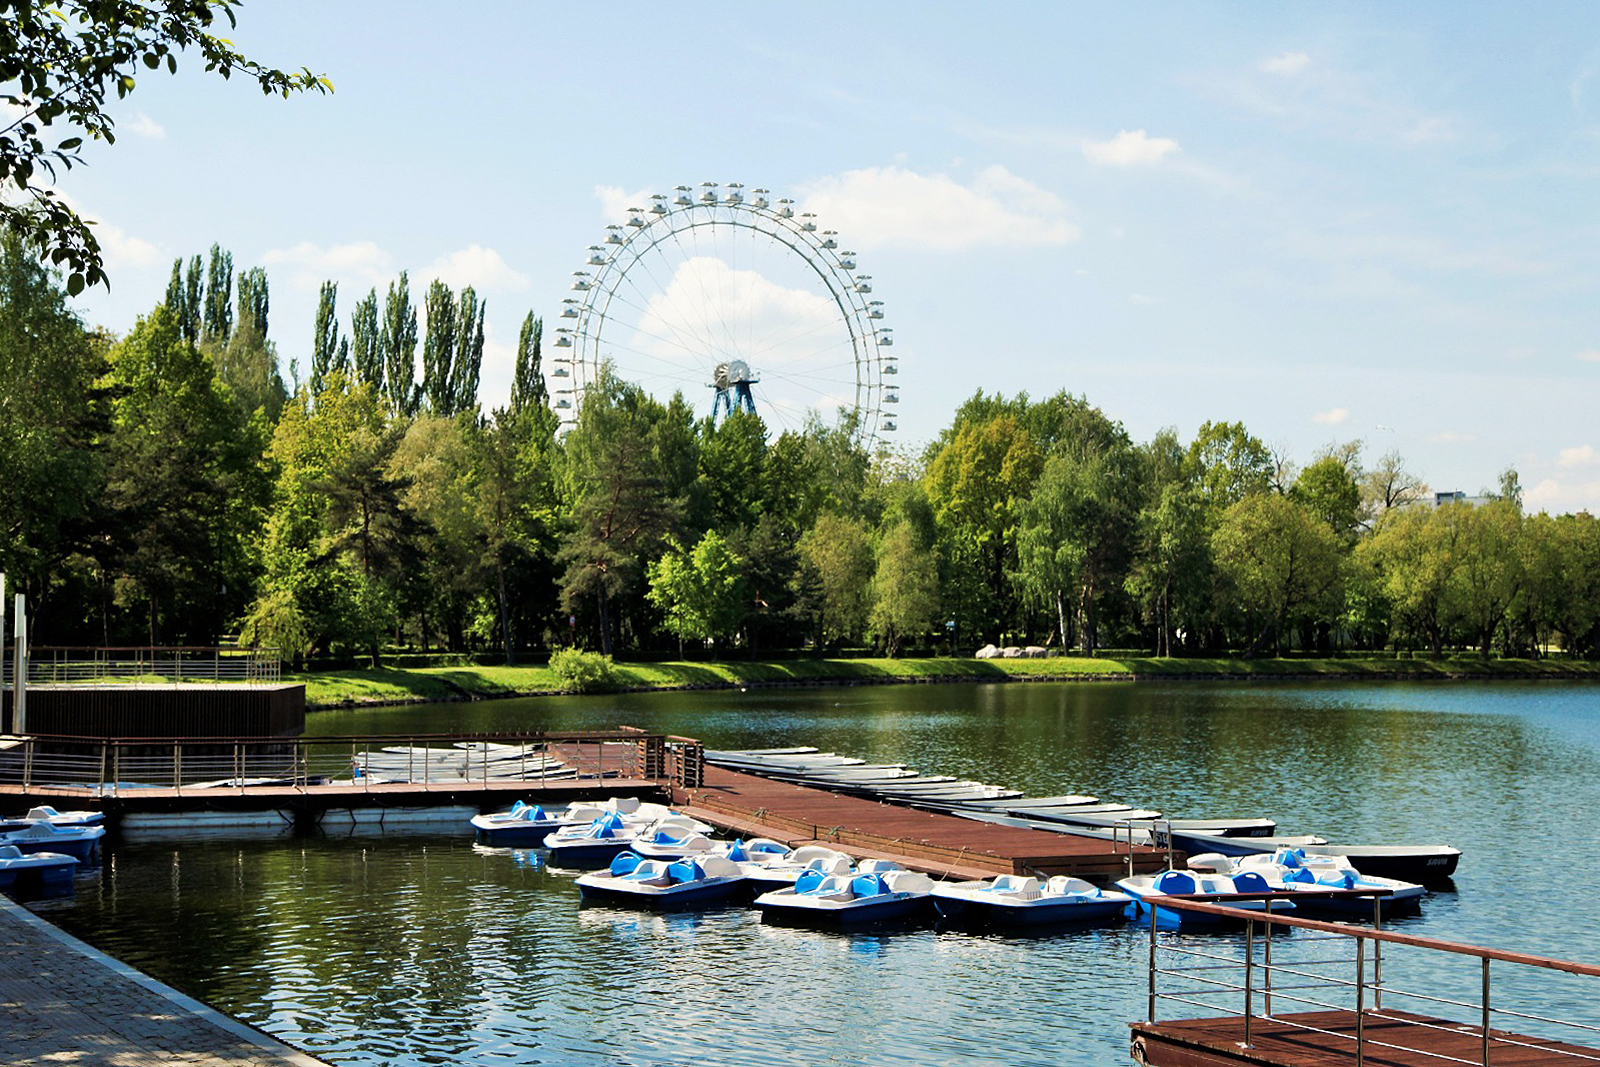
[296,655,1600,711]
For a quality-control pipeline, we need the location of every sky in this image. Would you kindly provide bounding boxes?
[51,2,1600,513]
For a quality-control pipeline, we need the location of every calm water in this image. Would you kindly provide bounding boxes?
[33,680,1600,1065]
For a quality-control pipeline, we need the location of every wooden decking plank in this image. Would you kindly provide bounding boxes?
[1132,1010,1600,1067]
[677,763,1168,880]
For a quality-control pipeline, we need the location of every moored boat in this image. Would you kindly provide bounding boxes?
[0,820,104,864]
[1116,868,1292,931]
[470,801,580,846]
[1157,828,1461,883]
[0,844,78,897]
[754,861,936,929]
[576,852,748,909]
[932,874,1131,929]
[1188,849,1426,919]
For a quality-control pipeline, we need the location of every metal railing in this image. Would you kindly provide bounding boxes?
[0,729,706,794]
[3,646,282,685]
[1144,895,1600,1065]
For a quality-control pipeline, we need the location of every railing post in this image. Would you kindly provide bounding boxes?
[1243,917,1255,1048]
[173,741,182,791]
[98,741,108,796]
[1356,936,1366,1067]
[1481,958,1491,1066]
[1148,898,1159,1022]
[22,738,32,790]
[1373,895,1383,1011]
[1263,912,1273,1017]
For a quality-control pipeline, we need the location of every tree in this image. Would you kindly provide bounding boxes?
[450,286,484,415]
[200,243,233,345]
[381,272,418,415]
[869,521,939,657]
[350,288,382,389]
[214,265,284,421]
[0,1,328,294]
[1359,503,1461,657]
[1186,420,1274,510]
[1290,451,1363,544]
[0,234,105,622]
[1361,449,1427,523]
[1212,492,1344,657]
[1444,500,1524,657]
[164,255,201,343]
[924,414,1042,641]
[798,513,875,647]
[647,530,746,656]
[101,303,264,643]
[1126,481,1209,656]
[511,312,547,415]
[421,279,457,415]
[311,280,340,397]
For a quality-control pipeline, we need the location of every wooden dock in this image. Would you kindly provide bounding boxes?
[1131,1009,1600,1067]
[672,762,1170,881]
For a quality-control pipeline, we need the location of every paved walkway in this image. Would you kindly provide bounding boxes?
[0,896,331,1066]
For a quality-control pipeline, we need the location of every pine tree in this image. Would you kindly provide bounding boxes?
[351,288,383,390]
[202,244,234,346]
[382,272,418,416]
[311,281,339,397]
[421,279,456,416]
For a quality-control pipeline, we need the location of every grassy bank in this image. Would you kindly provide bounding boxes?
[291,654,1600,710]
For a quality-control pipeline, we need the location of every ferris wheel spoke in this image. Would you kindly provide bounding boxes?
[565,185,894,443]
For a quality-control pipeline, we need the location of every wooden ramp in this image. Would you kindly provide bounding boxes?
[673,763,1169,880]
[1131,1009,1600,1067]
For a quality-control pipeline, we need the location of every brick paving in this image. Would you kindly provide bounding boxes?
[0,897,330,1066]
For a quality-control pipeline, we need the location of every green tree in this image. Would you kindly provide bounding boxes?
[0,1,328,294]
[311,280,340,397]
[798,513,874,647]
[1212,492,1344,657]
[1126,481,1209,656]
[698,410,768,532]
[350,288,382,389]
[214,265,284,422]
[647,530,746,656]
[450,286,484,415]
[1291,450,1363,544]
[200,243,233,345]
[511,312,548,415]
[924,414,1042,641]
[0,234,104,622]
[421,279,457,415]
[101,303,263,643]
[1444,499,1524,657]
[382,272,418,415]
[1187,420,1273,510]
[1359,503,1461,657]
[163,255,201,343]
[868,520,939,657]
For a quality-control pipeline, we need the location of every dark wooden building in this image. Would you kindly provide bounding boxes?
[4,683,305,739]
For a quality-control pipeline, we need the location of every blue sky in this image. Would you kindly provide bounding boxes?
[55,2,1600,512]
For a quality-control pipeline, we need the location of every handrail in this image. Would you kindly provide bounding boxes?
[1161,895,1600,978]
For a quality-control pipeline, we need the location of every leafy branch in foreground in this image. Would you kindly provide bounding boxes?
[0,0,331,293]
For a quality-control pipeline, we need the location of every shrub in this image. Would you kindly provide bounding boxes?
[549,648,619,694]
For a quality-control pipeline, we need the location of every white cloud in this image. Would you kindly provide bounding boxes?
[1262,52,1311,76]
[423,244,530,292]
[261,240,394,291]
[1082,129,1181,166]
[1526,476,1600,515]
[1313,407,1350,425]
[799,165,1079,251]
[595,185,655,225]
[125,112,164,139]
[1559,445,1600,467]
[622,256,855,429]
[1430,430,1475,444]
[97,223,161,271]
[1575,349,1600,363]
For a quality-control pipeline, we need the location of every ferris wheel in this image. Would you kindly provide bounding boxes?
[549,182,900,445]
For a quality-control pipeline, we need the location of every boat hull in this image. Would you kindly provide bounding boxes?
[933,894,1127,929]
[577,878,748,910]
[756,893,936,930]
[545,839,637,869]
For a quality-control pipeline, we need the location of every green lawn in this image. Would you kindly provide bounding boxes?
[289,653,1600,709]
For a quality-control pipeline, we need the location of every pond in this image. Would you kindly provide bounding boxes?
[33,680,1600,1066]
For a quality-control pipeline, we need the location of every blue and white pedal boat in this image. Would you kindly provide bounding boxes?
[1,821,105,864]
[543,811,710,868]
[1115,868,1291,931]
[1190,849,1425,919]
[470,801,584,846]
[576,852,748,909]
[739,845,853,892]
[0,805,105,832]
[754,861,936,929]
[0,845,79,897]
[932,874,1131,929]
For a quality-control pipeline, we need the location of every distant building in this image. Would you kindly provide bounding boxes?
[1431,490,1491,508]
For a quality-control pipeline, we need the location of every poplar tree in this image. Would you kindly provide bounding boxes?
[449,286,484,415]
[236,267,269,339]
[421,279,456,416]
[382,272,419,415]
[162,256,202,343]
[350,288,383,390]
[183,256,203,342]
[201,244,233,345]
[311,281,339,397]
[510,313,546,414]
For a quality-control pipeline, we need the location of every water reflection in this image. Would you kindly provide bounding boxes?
[32,680,1600,1066]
